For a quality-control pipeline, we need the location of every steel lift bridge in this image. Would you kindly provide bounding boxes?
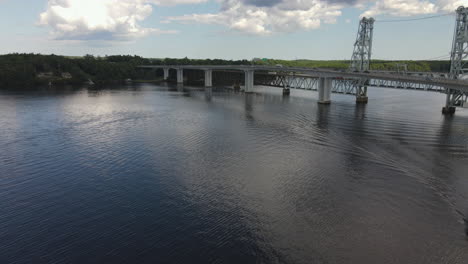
[139,6,468,115]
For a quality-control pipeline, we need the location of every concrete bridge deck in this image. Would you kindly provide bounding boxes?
[139,65,468,93]
[138,65,468,113]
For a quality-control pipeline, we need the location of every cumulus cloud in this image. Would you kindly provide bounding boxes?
[437,0,468,11]
[39,0,206,41]
[152,0,208,5]
[360,0,468,18]
[167,0,345,35]
[165,0,467,35]
[39,0,468,39]
[361,0,438,17]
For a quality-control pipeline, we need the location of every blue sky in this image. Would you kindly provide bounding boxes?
[0,0,465,60]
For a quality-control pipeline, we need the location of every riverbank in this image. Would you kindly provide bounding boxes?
[0,53,451,88]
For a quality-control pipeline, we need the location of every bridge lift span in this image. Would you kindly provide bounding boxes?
[349,17,374,103]
[139,6,468,115]
[445,6,468,114]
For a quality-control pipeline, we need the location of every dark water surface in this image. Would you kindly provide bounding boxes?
[1,84,467,264]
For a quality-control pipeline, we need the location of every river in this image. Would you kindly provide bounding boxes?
[0,83,467,263]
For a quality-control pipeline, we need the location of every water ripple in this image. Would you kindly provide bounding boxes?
[0,84,467,264]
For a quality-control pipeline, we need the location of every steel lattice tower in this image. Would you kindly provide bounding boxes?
[350,17,375,72]
[350,17,375,102]
[444,6,468,114]
[450,6,468,79]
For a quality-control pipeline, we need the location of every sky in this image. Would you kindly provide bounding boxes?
[0,0,466,60]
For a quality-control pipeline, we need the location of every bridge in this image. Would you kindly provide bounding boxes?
[139,7,468,115]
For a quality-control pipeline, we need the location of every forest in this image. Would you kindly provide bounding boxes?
[0,53,451,88]
[254,59,451,72]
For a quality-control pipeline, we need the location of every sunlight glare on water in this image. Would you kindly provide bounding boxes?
[0,84,467,264]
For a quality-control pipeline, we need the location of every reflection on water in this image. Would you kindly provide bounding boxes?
[0,84,467,264]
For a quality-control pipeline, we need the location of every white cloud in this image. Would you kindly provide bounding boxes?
[437,0,468,11]
[166,0,344,35]
[39,0,468,39]
[165,0,466,35]
[152,0,208,5]
[360,0,468,18]
[361,0,438,17]
[39,0,206,41]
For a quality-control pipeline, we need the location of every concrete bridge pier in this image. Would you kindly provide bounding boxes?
[176,69,184,84]
[283,76,291,96]
[204,69,213,87]
[318,77,332,104]
[442,88,457,114]
[244,70,255,93]
[163,68,169,81]
[356,81,369,104]
[356,90,369,103]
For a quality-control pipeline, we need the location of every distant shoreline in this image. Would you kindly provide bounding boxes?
[0,53,451,89]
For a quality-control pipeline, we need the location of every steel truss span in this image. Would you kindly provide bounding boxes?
[254,74,450,94]
[369,79,446,92]
[255,74,360,95]
[138,6,468,113]
[446,6,468,111]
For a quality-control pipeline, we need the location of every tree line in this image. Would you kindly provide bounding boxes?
[255,59,451,72]
[0,53,451,88]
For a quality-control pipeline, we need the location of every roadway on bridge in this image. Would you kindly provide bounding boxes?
[139,65,468,93]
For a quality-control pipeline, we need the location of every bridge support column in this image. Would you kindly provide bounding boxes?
[442,106,456,114]
[204,69,213,87]
[356,80,369,103]
[442,88,457,114]
[176,69,184,84]
[244,70,254,93]
[283,76,291,96]
[356,88,368,103]
[318,77,332,104]
[163,68,169,81]
[356,97,369,103]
